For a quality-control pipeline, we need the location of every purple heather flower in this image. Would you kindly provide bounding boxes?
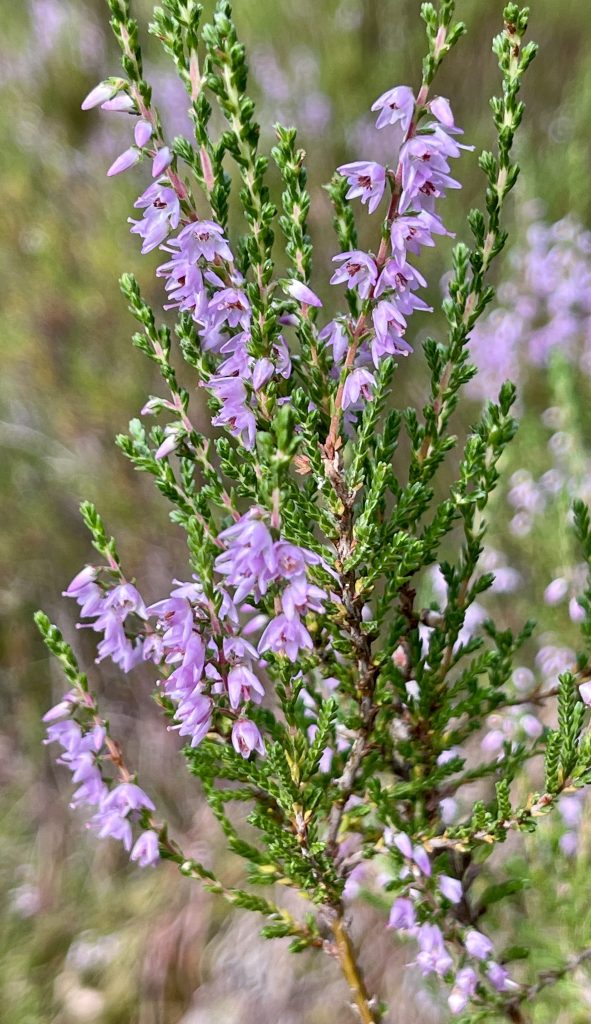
[215,514,276,601]
[481,724,507,756]
[399,131,463,214]
[252,357,274,391]
[281,576,326,619]
[330,251,378,299]
[232,719,266,758]
[393,832,413,859]
[102,94,136,113]
[103,582,147,621]
[173,220,234,263]
[223,636,260,663]
[152,146,172,177]
[448,967,477,1014]
[69,751,100,787]
[570,596,586,623]
[412,845,431,876]
[579,681,591,705]
[129,183,181,254]
[143,633,164,663]
[388,897,416,930]
[44,689,159,862]
[436,747,462,766]
[319,320,349,364]
[258,613,313,662]
[102,782,156,815]
[72,581,104,619]
[429,96,456,130]
[43,692,79,722]
[45,718,84,751]
[71,770,108,809]
[158,261,207,317]
[227,664,265,710]
[536,644,575,680]
[490,565,522,594]
[487,962,517,992]
[89,808,133,850]
[147,593,196,649]
[390,210,449,255]
[93,617,144,673]
[241,612,269,638]
[544,577,569,605]
[82,80,119,110]
[134,119,153,147]
[465,930,493,961]
[342,368,375,409]
[274,336,292,378]
[208,288,251,331]
[209,379,257,449]
[107,147,141,177]
[274,541,321,579]
[469,214,591,400]
[285,280,323,307]
[63,565,97,597]
[375,255,427,298]
[371,85,415,134]
[155,425,183,460]
[439,875,463,904]
[520,713,543,740]
[371,301,412,365]
[416,924,453,977]
[215,338,252,379]
[130,829,160,867]
[337,161,387,214]
[169,690,212,747]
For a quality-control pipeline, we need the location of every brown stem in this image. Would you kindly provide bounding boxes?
[506,1007,528,1024]
[327,701,379,850]
[333,916,380,1024]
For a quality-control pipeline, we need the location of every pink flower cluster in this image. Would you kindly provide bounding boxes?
[43,691,159,867]
[81,77,470,452]
[321,88,469,410]
[60,510,327,761]
[140,510,327,756]
[387,832,516,1014]
[63,567,149,672]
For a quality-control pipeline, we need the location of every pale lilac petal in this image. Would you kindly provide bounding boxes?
[82,81,115,110]
[285,280,323,307]
[134,120,153,147]
[152,147,172,177]
[107,147,140,176]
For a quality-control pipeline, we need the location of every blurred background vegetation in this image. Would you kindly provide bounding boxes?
[2,1,591,1021]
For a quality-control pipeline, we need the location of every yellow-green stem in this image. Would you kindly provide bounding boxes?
[333,917,380,1024]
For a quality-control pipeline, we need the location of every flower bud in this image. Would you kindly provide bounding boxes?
[134,120,153,148]
[152,147,172,177]
[107,148,141,177]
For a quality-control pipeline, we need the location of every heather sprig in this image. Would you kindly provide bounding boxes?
[35,1,591,1021]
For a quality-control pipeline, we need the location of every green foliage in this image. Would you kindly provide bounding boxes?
[34,612,89,692]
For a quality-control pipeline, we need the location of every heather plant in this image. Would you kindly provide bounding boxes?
[34,1,591,1020]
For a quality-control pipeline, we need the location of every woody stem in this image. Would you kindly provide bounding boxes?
[333,916,381,1024]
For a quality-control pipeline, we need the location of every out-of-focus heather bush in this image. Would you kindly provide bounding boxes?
[2,1,591,1023]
